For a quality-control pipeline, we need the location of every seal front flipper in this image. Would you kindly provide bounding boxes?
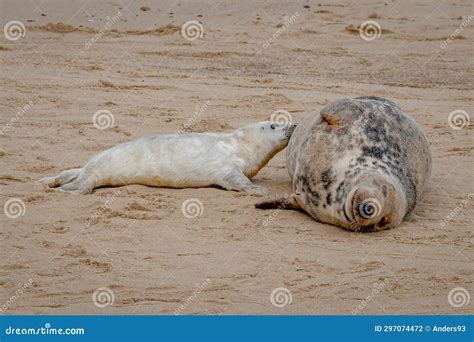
[255,195,301,211]
[218,170,268,196]
[320,98,356,128]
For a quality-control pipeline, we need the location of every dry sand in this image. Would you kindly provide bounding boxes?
[0,0,472,315]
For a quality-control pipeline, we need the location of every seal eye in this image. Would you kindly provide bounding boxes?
[270,124,277,130]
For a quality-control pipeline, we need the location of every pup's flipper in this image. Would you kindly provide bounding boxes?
[39,168,83,188]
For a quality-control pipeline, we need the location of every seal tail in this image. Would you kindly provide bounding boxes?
[255,195,301,211]
[40,168,83,188]
[349,179,400,232]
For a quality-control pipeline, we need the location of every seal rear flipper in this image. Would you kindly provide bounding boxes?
[39,168,83,188]
[255,195,301,211]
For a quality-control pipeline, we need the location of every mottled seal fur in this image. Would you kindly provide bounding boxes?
[256,97,432,232]
[40,121,296,195]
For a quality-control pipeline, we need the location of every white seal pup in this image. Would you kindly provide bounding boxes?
[256,97,432,232]
[40,121,297,195]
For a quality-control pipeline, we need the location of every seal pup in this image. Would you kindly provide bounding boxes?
[40,121,296,195]
[256,97,431,232]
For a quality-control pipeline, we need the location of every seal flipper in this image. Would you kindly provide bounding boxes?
[320,111,340,127]
[320,98,358,128]
[255,195,301,211]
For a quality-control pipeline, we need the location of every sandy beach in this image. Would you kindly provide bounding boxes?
[0,0,472,315]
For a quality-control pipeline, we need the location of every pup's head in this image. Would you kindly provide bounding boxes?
[239,121,297,151]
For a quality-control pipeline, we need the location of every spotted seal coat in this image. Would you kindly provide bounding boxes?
[256,96,432,232]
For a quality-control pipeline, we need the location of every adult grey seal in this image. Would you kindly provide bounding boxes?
[40,121,296,195]
[256,96,432,232]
